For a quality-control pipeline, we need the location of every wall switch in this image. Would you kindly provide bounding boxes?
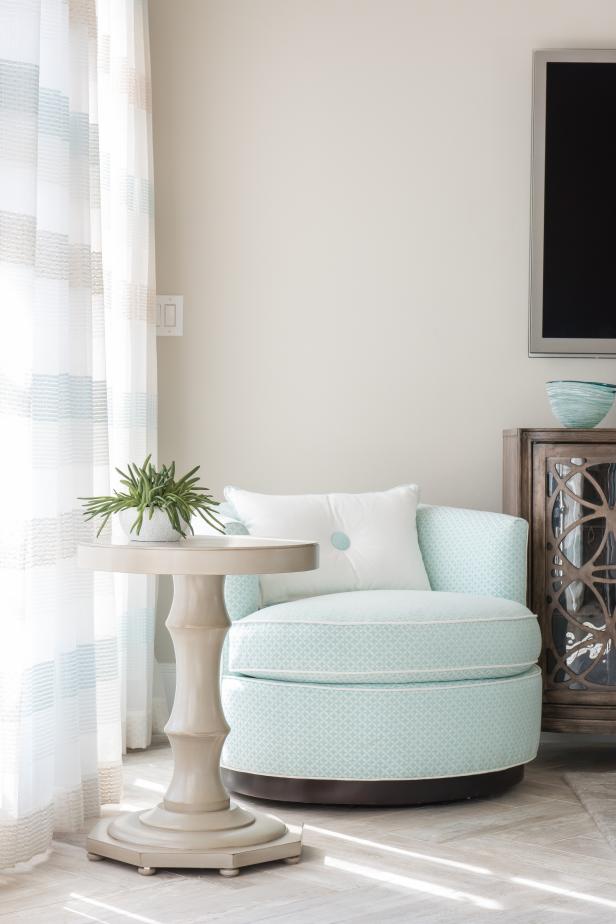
[156,295,183,336]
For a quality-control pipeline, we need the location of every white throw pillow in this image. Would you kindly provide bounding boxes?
[224,485,430,605]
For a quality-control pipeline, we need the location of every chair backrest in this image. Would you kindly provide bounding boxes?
[223,503,529,620]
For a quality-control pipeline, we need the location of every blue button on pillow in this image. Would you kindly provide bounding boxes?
[331,531,351,551]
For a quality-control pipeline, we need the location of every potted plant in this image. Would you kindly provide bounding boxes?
[80,455,224,541]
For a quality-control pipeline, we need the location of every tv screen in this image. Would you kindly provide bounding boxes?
[530,51,616,355]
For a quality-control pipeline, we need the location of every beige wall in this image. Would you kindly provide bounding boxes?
[149,0,616,516]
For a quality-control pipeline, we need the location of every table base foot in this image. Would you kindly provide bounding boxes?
[86,817,302,874]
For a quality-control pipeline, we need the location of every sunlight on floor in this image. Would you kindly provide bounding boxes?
[68,894,164,924]
[101,803,143,813]
[64,909,107,923]
[306,824,492,875]
[324,856,503,910]
[310,823,616,914]
[511,877,616,909]
[132,778,167,793]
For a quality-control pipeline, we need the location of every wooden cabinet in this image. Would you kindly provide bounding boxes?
[504,428,616,733]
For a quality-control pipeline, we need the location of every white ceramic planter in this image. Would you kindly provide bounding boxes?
[119,507,186,542]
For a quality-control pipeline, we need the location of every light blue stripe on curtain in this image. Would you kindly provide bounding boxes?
[0,373,155,426]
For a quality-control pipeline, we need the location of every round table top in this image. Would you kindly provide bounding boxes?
[77,534,319,576]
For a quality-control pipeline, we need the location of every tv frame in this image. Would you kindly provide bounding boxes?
[529,48,616,357]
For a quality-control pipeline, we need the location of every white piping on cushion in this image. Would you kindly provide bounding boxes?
[222,665,541,692]
[232,613,536,627]
[230,660,537,677]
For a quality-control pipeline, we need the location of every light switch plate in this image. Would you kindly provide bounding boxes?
[156,295,183,336]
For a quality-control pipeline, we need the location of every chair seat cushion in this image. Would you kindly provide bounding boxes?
[228,590,541,684]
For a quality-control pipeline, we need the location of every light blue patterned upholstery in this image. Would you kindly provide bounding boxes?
[222,668,541,780]
[223,520,260,621]
[222,521,259,675]
[221,504,540,786]
[228,590,541,684]
[416,505,528,604]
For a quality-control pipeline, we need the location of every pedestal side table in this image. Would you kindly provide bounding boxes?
[78,535,318,876]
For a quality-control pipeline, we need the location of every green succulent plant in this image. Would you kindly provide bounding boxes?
[80,455,224,538]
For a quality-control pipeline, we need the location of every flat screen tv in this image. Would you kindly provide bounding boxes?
[530,50,616,356]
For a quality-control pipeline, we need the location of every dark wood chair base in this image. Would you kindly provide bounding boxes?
[222,764,525,807]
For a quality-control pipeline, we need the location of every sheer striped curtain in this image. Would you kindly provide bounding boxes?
[0,0,157,868]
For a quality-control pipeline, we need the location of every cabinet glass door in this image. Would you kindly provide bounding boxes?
[540,448,616,700]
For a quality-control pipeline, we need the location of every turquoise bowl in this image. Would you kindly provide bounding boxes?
[546,380,616,428]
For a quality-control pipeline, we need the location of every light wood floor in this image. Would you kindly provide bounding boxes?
[3,735,616,923]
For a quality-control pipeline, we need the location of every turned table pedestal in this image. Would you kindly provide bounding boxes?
[78,535,318,876]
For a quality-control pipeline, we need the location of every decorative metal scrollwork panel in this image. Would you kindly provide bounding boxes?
[545,457,616,693]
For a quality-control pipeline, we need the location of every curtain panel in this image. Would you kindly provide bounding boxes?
[0,0,157,869]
